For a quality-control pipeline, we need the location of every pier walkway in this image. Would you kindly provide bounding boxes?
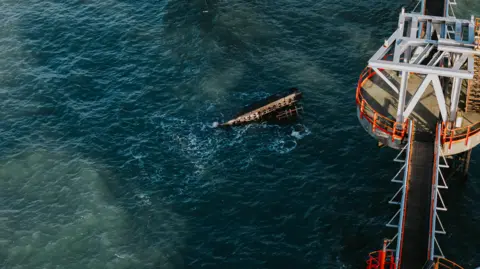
[367,123,448,269]
[399,131,435,269]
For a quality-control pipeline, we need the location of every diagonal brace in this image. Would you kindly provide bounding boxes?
[403,74,433,119]
[373,68,399,94]
[431,75,448,122]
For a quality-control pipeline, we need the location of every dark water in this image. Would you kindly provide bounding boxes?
[0,0,479,268]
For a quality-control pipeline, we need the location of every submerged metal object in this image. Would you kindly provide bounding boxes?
[218,88,303,127]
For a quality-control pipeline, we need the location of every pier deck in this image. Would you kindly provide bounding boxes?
[361,71,441,132]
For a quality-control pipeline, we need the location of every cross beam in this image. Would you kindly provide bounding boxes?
[368,11,476,79]
[369,60,472,79]
[365,6,476,127]
[369,9,480,79]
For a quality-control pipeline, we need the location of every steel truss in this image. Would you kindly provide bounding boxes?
[367,3,477,126]
[428,124,450,260]
[384,120,413,269]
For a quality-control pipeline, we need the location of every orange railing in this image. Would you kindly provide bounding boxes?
[433,257,464,269]
[396,120,414,269]
[356,67,408,141]
[366,249,396,269]
[441,120,480,149]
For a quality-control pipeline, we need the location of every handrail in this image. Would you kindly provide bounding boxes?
[395,120,414,269]
[441,120,480,149]
[428,124,442,260]
[433,257,464,269]
[366,249,396,269]
[356,67,408,140]
[446,18,480,146]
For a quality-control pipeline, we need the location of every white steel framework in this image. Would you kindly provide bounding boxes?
[385,120,414,269]
[367,7,477,127]
[428,124,450,260]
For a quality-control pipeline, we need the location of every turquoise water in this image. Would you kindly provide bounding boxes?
[0,0,479,268]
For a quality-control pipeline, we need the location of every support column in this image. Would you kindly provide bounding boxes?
[405,17,418,63]
[396,71,409,125]
[449,77,462,122]
[463,149,472,181]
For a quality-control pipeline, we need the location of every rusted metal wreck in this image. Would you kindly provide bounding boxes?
[218,88,303,127]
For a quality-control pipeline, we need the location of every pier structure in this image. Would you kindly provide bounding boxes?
[357,0,480,268]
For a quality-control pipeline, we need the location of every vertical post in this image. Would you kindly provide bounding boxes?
[396,71,409,125]
[406,17,419,63]
[449,77,462,122]
[418,0,426,36]
[403,17,416,63]
[443,122,448,144]
[379,251,386,269]
[449,133,453,149]
[440,10,447,38]
[466,80,471,113]
[470,16,476,45]
[379,239,388,269]
[392,122,397,142]
[361,100,365,119]
[465,126,471,146]
[444,0,449,17]
[420,0,426,15]
[463,149,472,180]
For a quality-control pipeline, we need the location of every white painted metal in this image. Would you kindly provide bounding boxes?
[396,71,409,123]
[403,74,433,119]
[372,68,399,94]
[384,120,414,269]
[449,77,463,121]
[413,44,434,64]
[431,76,448,122]
[369,60,473,79]
[399,74,448,123]
[429,124,450,260]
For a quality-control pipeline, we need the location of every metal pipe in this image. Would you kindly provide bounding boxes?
[396,71,409,124]
[449,77,462,121]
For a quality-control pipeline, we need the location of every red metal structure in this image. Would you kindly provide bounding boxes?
[366,240,396,269]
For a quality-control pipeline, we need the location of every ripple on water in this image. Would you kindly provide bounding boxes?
[0,0,480,268]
